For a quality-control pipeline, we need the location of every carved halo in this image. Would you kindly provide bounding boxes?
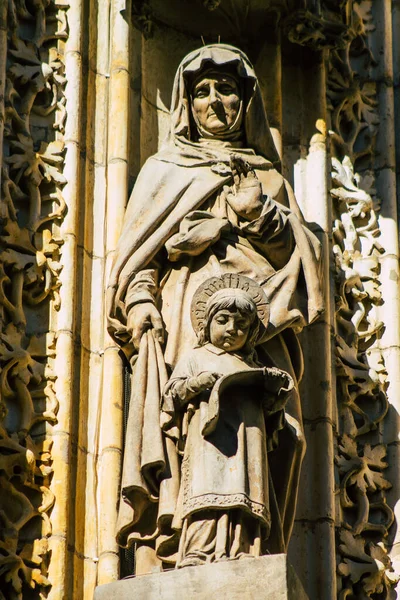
[190,273,270,332]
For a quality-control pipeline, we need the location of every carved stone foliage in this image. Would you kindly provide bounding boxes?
[284,1,354,50]
[0,1,68,598]
[327,1,379,173]
[327,3,398,598]
[132,1,154,39]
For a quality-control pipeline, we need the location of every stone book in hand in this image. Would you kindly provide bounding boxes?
[202,367,294,436]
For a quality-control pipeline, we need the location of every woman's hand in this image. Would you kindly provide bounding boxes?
[223,155,264,221]
[127,302,164,350]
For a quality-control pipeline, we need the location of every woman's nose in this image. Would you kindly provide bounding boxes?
[209,85,221,106]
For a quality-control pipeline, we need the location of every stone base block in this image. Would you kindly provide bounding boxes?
[94,554,308,600]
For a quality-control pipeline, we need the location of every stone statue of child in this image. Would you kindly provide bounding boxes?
[161,276,294,568]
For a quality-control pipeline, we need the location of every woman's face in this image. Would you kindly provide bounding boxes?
[191,72,241,135]
[209,308,253,352]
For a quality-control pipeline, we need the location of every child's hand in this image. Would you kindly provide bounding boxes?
[263,368,293,413]
[197,371,221,391]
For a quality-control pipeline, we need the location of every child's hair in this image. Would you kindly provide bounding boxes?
[196,289,260,353]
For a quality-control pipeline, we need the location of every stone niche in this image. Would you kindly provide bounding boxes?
[104,1,399,599]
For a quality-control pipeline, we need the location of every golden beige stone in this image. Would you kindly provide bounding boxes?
[1,2,400,599]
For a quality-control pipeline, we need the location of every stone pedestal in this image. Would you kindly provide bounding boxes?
[94,554,308,600]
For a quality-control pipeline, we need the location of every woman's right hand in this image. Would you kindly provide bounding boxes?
[126,303,164,350]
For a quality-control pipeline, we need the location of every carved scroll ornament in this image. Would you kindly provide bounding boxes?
[284,0,400,593]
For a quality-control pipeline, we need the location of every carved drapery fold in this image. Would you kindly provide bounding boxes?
[0,1,68,598]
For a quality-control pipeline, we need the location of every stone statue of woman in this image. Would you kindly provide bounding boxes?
[107,44,324,573]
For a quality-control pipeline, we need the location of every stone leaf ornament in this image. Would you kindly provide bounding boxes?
[332,155,397,596]
[0,0,68,597]
[327,3,397,596]
[282,2,396,592]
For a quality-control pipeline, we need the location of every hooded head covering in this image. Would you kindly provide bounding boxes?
[158,44,281,169]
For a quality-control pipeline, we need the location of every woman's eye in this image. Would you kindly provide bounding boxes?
[195,87,209,98]
[216,317,227,324]
[218,85,234,95]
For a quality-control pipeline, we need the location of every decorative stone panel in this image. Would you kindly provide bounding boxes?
[326,2,398,597]
[0,1,68,598]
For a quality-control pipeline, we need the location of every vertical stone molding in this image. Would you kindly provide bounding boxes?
[96,0,130,587]
[0,1,68,598]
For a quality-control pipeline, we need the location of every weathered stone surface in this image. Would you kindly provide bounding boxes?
[94,554,309,600]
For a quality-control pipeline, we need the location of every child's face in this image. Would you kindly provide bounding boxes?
[209,308,253,352]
